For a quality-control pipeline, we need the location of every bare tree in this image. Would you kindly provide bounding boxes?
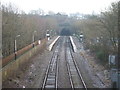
[99,2,118,53]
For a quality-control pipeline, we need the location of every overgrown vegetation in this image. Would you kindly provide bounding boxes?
[1,1,119,66]
[71,2,118,65]
[2,3,69,58]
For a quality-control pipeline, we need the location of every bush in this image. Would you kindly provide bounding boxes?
[88,44,108,63]
[89,44,100,52]
[96,50,105,61]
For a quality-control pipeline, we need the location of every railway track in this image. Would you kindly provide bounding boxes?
[65,37,87,90]
[41,36,87,89]
[41,38,60,89]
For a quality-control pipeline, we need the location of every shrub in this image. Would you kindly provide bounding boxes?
[88,44,109,63]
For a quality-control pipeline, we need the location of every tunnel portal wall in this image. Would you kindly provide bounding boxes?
[60,28,72,36]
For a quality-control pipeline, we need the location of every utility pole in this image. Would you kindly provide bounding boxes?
[14,35,20,60]
[32,31,36,47]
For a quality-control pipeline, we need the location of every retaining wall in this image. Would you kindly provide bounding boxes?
[1,39,46,82]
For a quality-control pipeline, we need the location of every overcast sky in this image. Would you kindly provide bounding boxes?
[2,0,119,14]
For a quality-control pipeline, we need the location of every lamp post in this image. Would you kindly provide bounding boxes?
[14,35,20,60]
[32,31,37,47]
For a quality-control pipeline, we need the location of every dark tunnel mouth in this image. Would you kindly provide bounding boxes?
[60,28,71,36]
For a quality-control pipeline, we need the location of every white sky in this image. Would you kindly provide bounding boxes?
[2,0,119,14]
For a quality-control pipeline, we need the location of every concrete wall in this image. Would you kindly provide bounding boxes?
[1,39,46,82]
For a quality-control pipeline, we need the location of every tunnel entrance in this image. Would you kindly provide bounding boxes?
[60,28,71,36]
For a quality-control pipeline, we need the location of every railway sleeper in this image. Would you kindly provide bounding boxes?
[46,78,55,85]
[45,85,55,88]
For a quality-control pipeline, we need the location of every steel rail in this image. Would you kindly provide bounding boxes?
[70,50,87,90]
[55,56,59,90]
[68,37,87,90]
[65,41,74,89]
[41,52,55,89]
[41,39,60,90]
